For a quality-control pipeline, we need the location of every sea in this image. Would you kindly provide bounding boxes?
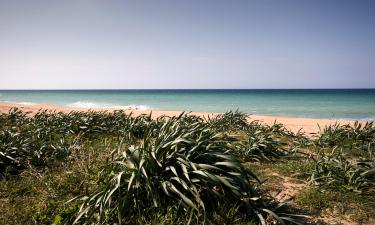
[0,89,374,121]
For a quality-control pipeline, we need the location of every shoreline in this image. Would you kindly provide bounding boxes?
[0,102,364,135]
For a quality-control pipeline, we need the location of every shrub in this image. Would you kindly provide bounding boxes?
[316,122,375,159]
[205,110,249,132]
[308,150,375,193]
[72,115,296,224]
[238,129,286,162]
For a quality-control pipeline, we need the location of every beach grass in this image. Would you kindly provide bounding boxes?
[0,108,374,224]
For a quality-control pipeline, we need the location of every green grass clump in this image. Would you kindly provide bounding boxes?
[0,135,117,225]
[72,114,298,224]
[0,108,162,176]
[308,150,375,193]
[0,119,77,175]
[205,110,248,132]
[238,129,286,162]
[316,121,375,158]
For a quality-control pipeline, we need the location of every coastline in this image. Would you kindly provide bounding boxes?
[0,102,363,135]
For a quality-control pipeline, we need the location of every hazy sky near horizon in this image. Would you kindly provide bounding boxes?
[0,0,375,89]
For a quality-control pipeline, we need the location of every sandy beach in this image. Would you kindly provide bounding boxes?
[0,102,362,135]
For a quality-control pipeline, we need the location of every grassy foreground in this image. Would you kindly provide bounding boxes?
[0,108,374,224]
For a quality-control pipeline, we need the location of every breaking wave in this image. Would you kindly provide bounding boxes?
[0,100,37,106]
[66,101,150,110]
[18,102,38,106]
[66,101,101,108]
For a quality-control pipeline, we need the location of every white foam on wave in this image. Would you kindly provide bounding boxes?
[361,117,375,122]
[67,101,103,108]
[66,101,150,110]
[18,102,38,106]
[120,105,150,110]
[335,116,375,122]
[0,100,37,106]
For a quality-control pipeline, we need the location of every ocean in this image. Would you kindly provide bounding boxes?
[0,89,374,120]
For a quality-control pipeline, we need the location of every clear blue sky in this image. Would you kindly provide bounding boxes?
[0,0,374,89]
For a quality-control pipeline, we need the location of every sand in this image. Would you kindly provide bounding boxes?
[0,102,362,135]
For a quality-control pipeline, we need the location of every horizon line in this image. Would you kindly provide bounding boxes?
[1,88,375,91]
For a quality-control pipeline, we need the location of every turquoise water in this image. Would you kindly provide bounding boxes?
[0,89,374,120]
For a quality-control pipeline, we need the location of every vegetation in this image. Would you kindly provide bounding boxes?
[1,108,374,224]
[308,149,375,193]
[316,121,375,159]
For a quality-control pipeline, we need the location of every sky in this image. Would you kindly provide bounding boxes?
[0,0,375,89]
